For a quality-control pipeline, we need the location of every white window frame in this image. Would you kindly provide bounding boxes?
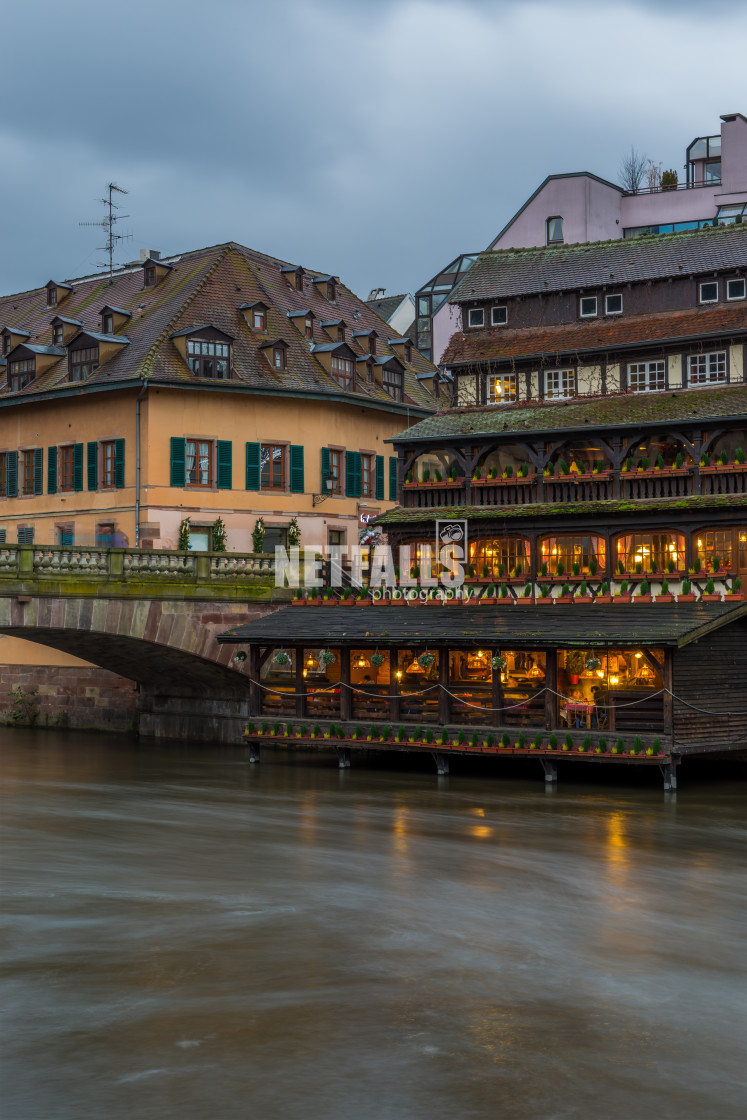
[605,294,623,315]
[491,306,507,326]
[579,296,598,318]
[726,278,745,301]
[545,369,575,399]
[688,351,726,385]
[546,216,564,245]
[628,360,666,394]
[468,307,485,329]
[699,281,719,304]
[486,374,516,404]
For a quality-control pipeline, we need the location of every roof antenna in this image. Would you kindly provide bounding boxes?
[79,183,131,285]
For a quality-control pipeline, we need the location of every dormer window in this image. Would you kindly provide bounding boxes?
[259,338,288,370]
[273,346,286,369]
[305,316,314,340]
[403,342,412,363]
[99,305,132,335]
[368,334,376,356]
[144,265,157,287]
[337,325,345,342]
[53,325,64,346]
[9,357,35,391]
[546,217,564,245]
[47,287,57,307]
[45,281,73,307]
[280,266,305,291]
[186,337,230,378]
[69,344,99,382]
[102,313,114,335]
[142,257,172,290]
[253,307,266,330]
[327,281,336,301]
[331,354,354,390]
[468,308,485,328]
[382,363,404,402]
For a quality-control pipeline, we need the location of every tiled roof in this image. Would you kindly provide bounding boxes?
[0,242,437,413]
[218,601,746,648]
[376,493,747,524]
[442,303,747,365]
[365,294,407,321]
[450,224,747,303]
[391,383,747,442]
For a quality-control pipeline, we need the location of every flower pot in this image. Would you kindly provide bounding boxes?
[322,599,338,607]
[702,593,722,602]
[634,595,653,603]
[727,591,745,601]
[556,596,574,605]
[614,595,632,603]
[655,594,674,603]
[569,674,580,685]
[677,593,696,602]
[537,597,554,605]
[480,596,497,605]
[291,598,305,606]
[356,597,372,606]
[516,596,534,604]
[574,595,593,604]
[340,598,356,607]
[595,595,613,604]
[495,597,515,606]
[373,598,391,606]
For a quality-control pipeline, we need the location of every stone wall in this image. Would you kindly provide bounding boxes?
[0,664,138,732]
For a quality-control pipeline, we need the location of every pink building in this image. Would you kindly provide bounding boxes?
[419,113,747,363]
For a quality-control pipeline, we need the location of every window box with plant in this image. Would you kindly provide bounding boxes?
[702,579,722,602]
[678,579,696,603]
[615,580,632,603]
[635,580,652,603]
[595,582,612,604]
[655,580,674,603]
[727,577,743,600]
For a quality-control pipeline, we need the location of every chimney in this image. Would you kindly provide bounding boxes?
[140,249,161,262]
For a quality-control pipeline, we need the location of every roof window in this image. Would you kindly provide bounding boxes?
[142,257,173,289]
[280,266,305,291]
[699,281,718,304]
[727,278,745,301]
[98,305,132,334]
[579,296,598,318]
[491,306,507,326]
[605,294,623,315]
[468,307,485,328]
[546,217,564,245]
[45,280,73,308]
[9,356,35,391]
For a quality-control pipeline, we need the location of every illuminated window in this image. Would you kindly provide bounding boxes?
[695,529,734,570]
[617,533,684,572]
[540,536,606,576]
[470,537,530,577]
[487,374,516,404]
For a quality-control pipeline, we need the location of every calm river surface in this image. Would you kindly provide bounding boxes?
[1,729,745,1120]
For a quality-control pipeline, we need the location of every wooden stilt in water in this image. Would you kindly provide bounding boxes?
[661,761,678,791]
[337,747,351,769]
[432,752,449,776]
[541,759,557,783]
[247,741,260,764]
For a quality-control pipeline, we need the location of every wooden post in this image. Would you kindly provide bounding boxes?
[663,648,673,742]
[439,646,450,725]
[340,647,351,722]
[545,649,557,731]
[491,648,503,729]
[389,646,400,724]
[295,645,304,719]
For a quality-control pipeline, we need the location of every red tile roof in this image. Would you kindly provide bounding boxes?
[442,303,747,366]
[0,242,437,413]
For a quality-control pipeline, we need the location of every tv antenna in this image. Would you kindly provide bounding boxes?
[79,182,131,285]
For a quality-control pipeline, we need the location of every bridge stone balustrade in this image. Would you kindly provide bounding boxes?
[0,545,291,741]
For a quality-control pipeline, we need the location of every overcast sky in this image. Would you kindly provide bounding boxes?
[1,0,744,301]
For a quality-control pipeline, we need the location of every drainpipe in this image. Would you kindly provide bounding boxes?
[135,383,148,547]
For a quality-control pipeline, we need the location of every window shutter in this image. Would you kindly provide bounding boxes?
[6,451,17,497]
[321,446,330,489]
[170,436,186,487]
[389,456,398,501]
[217,440,232,489]
[87,441,98,491]
[375,455,385,501]
[72,444,84,491]
[47,446,57,495]
[114,438,125,488]
[33,448,43,496]
[346,451,361,498]
[290,444,304,493]
[245,442,260,490]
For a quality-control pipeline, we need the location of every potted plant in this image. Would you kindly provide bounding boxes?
[299,723,308,739]
[635,579,652,603]
[596,581,612,604]
[678,579,696,603]
[727,577,743,600]
[517,583,534,604]
[484,733,495,750]
[245,720,255,737]
[500,732,511,750]
[646,738,661,757]
[702,579,721,602]
[575,580,593,604]
[562,733,573,752]
[655,579,674,603]
[615,580,632,603]
[517,732,527,751]
[566,650,584,684]
[580,735,592,754]
[595,736,607,755]
[537,583,554,605]
[356,588,373,606]
[547,733,557,752]
[292,589,306,606]
[611,738,624,755]
[531,733,543,751]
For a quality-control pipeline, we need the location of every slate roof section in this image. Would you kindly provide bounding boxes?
[442,303,747,366]
[0,242,437,413]
[389,383,747,443]
[449,224,747,303]
[376,494,747,525]
[366,294,408,321]
[218,602,746,648]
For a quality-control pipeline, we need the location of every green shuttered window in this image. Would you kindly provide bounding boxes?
[114,439,125,489]
[389,456,398,501]
[87,442,98,491]
[48,447,57,495]
[375,454,384,501]
[245,442,260,490]
[170,437,186,487]
[321,446,331,490]
[290,444,304,493]
[33,448,43,496]
[217,440,232,490]
[346,450,361,498]
[72,444,84,492]
[6,451,18,497]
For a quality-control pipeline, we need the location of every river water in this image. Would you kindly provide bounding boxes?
[1,729,745,1120]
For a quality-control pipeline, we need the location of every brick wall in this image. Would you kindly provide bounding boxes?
[0,665,138,732]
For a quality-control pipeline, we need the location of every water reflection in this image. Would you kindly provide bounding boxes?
[1,729,745,1120]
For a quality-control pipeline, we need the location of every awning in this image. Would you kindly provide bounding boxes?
[218,602,746,649]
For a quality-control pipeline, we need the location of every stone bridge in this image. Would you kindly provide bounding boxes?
[0,545,286,740]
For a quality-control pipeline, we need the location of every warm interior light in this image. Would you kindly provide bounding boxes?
[610,675,619,685]
[635,652,642,659]
[596,670,604,678]
[356,655,370,669]
[396,670,402,680]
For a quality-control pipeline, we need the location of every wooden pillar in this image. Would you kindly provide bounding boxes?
[295,645,304,719]
[340,647,351,722]
[663,648,673,742]
[544,649,557,731]
[389,647,400,724]
[438,646,450,726]
[492,648,504,728]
